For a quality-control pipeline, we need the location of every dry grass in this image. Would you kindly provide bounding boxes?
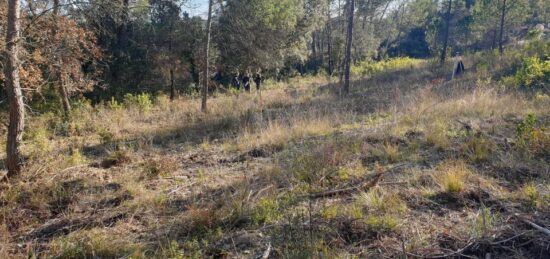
[1,50,550,258]
[434,160,472,193]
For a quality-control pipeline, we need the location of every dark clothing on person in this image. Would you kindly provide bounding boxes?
[455,61,465,76]
[231,76,241,90]
[242,76,251,92]
[254,74,262,91]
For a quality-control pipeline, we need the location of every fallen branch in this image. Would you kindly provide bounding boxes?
[379,181,408,186]
[488,231,531,245]
[25,211,127,241]
[403,239,476,259]
[309,163,414,199]
[517,215,550,237]
[59,165,88,173]
[261,243,271,259]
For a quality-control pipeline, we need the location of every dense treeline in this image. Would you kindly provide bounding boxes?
[2,0,548,101]
[0,0,549,175]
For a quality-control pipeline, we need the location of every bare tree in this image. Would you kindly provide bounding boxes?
[343,0,355,94]
[201,0,213,113]
[4,0,25,177]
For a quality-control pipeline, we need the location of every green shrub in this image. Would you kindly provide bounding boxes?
[124,93,153,113]
[469,208,497,238]
[160,240,184,259]
[98,127,115,144]
[516,113,538,146]
[66,149,87,166]
[510,56,550,88]
[521,184,540,208]
[355,190,407,231]
[26,126,51,157]
[516,113,550,156]
[108,97,123,110]
[251,197,281,224]
[352,57,424,77]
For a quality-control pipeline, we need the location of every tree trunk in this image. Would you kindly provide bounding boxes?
[170,69,175,101]
[53,0,71,117]
[491,28,497,49]
[312,32,317,57]
[4,0,25,177]
[169,21,176,101]
[326,0,333,75]
[58,71,71,117]
[440,0,452,65]
[201,0,213,113]
[118,0,130,51]
[498,0,507,55]
[343,0,354,94]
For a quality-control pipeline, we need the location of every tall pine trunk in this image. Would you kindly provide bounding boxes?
[440,0,452,65]
[201,0,213,113]
[326,0,333,76]
[4,0,25,177]
[491,28,497,49]
[53,0,71,117]
[118,0,130,50]
[343,0,354,94]
[498,0,507,55]
[169,22,176,101]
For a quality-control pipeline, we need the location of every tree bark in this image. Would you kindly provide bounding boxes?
[118,0,130,51]
[58,71,71,117]
[498,0,507,55]
[326,0,333,75]
[440,0,452,65]
[169,21,176,101]
[343,0,354,94]
[53,0,71,117]
[491,28,497,49]
[4,0,25,177]
[201,0,213,113]
[312,32,317,57]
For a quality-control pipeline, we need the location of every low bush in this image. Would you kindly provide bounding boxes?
[516,113,550,157]
[123,93,153,113]
[352,57,424,77]
[504,55,550,88]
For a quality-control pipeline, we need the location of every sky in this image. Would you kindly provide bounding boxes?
[182,0,209,17]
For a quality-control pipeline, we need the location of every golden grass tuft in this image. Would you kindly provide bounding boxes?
[434,160,472,193]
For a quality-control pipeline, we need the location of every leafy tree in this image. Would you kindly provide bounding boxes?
[216,0,321,72]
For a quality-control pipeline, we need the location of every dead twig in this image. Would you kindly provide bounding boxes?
[261,242,271,259]
[309,171,383,199]
[308,163,414,199]
[488,231,531,245]
[403,239,476,259]
[517,215,550,237]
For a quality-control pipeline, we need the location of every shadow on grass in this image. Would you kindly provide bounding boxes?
[81,65,441,162]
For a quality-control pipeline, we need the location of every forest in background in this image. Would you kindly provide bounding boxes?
[1,0,548,103]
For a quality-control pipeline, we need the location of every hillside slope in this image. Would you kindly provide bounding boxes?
[1,51,550,258]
